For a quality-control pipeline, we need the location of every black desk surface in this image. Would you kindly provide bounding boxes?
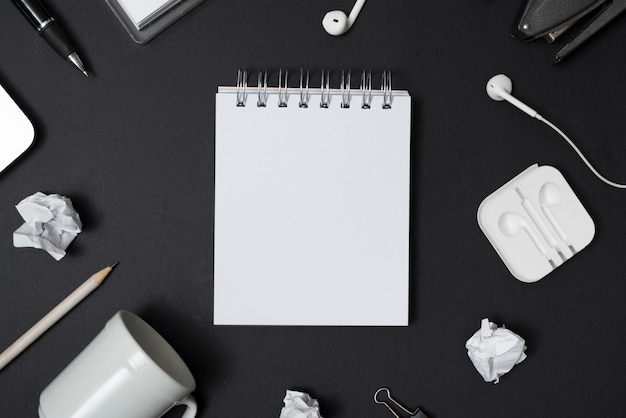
[1,1,625,417]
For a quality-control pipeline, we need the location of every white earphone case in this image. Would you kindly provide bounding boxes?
[478,164,595,283]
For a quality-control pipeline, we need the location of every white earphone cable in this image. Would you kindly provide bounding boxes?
[535,114,626,189]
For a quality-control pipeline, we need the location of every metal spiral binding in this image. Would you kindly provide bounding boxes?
[320,70,330,108]
[236,68,247,107]
[299,69,310,108]
[233,70,395,109]
[278,69,288,108]
[361,70,372,109]
[382,71,392,109]
[257,69,268,107]
[341,71,351,108]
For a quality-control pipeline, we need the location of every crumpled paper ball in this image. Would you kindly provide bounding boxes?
[465,318,527,383]
[279,390,324,418]
[13,192,82,261]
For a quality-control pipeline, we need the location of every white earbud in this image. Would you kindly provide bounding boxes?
[516,188,559,248]
[486,74,626,189]
[322,0,367,36]
[499,211,552,261]
[486,74,539,118]
[539,183,575,253]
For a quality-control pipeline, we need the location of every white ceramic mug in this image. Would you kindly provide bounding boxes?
[38,310,197,418]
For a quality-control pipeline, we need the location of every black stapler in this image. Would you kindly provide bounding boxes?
[512,0,626,63]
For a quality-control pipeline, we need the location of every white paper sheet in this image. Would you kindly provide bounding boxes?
[466,318,527,383]
[13,192,82,261]
[214,88,411,325]
[117,0,180,29]
[279,390,323,418]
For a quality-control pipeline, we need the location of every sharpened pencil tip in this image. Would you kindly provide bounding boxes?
[109,262,119,270]
[92,263,118,285]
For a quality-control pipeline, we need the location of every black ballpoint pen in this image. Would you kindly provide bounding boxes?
[12,0,88,77]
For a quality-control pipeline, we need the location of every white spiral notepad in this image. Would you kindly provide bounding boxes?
[214,70,412,326]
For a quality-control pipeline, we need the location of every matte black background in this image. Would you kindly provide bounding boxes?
[1,1,625,417]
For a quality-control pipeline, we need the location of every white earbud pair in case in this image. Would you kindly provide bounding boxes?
[478,164,594,283]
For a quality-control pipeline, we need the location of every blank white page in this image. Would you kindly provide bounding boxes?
[214,88,411,325]
[117,0,180,29]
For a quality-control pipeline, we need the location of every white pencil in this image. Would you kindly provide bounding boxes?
[0,263,117,371]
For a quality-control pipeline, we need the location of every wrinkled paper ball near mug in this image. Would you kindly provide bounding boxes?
[38,311,197,418]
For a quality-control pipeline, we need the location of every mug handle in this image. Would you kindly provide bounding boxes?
[174,394,197,418]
